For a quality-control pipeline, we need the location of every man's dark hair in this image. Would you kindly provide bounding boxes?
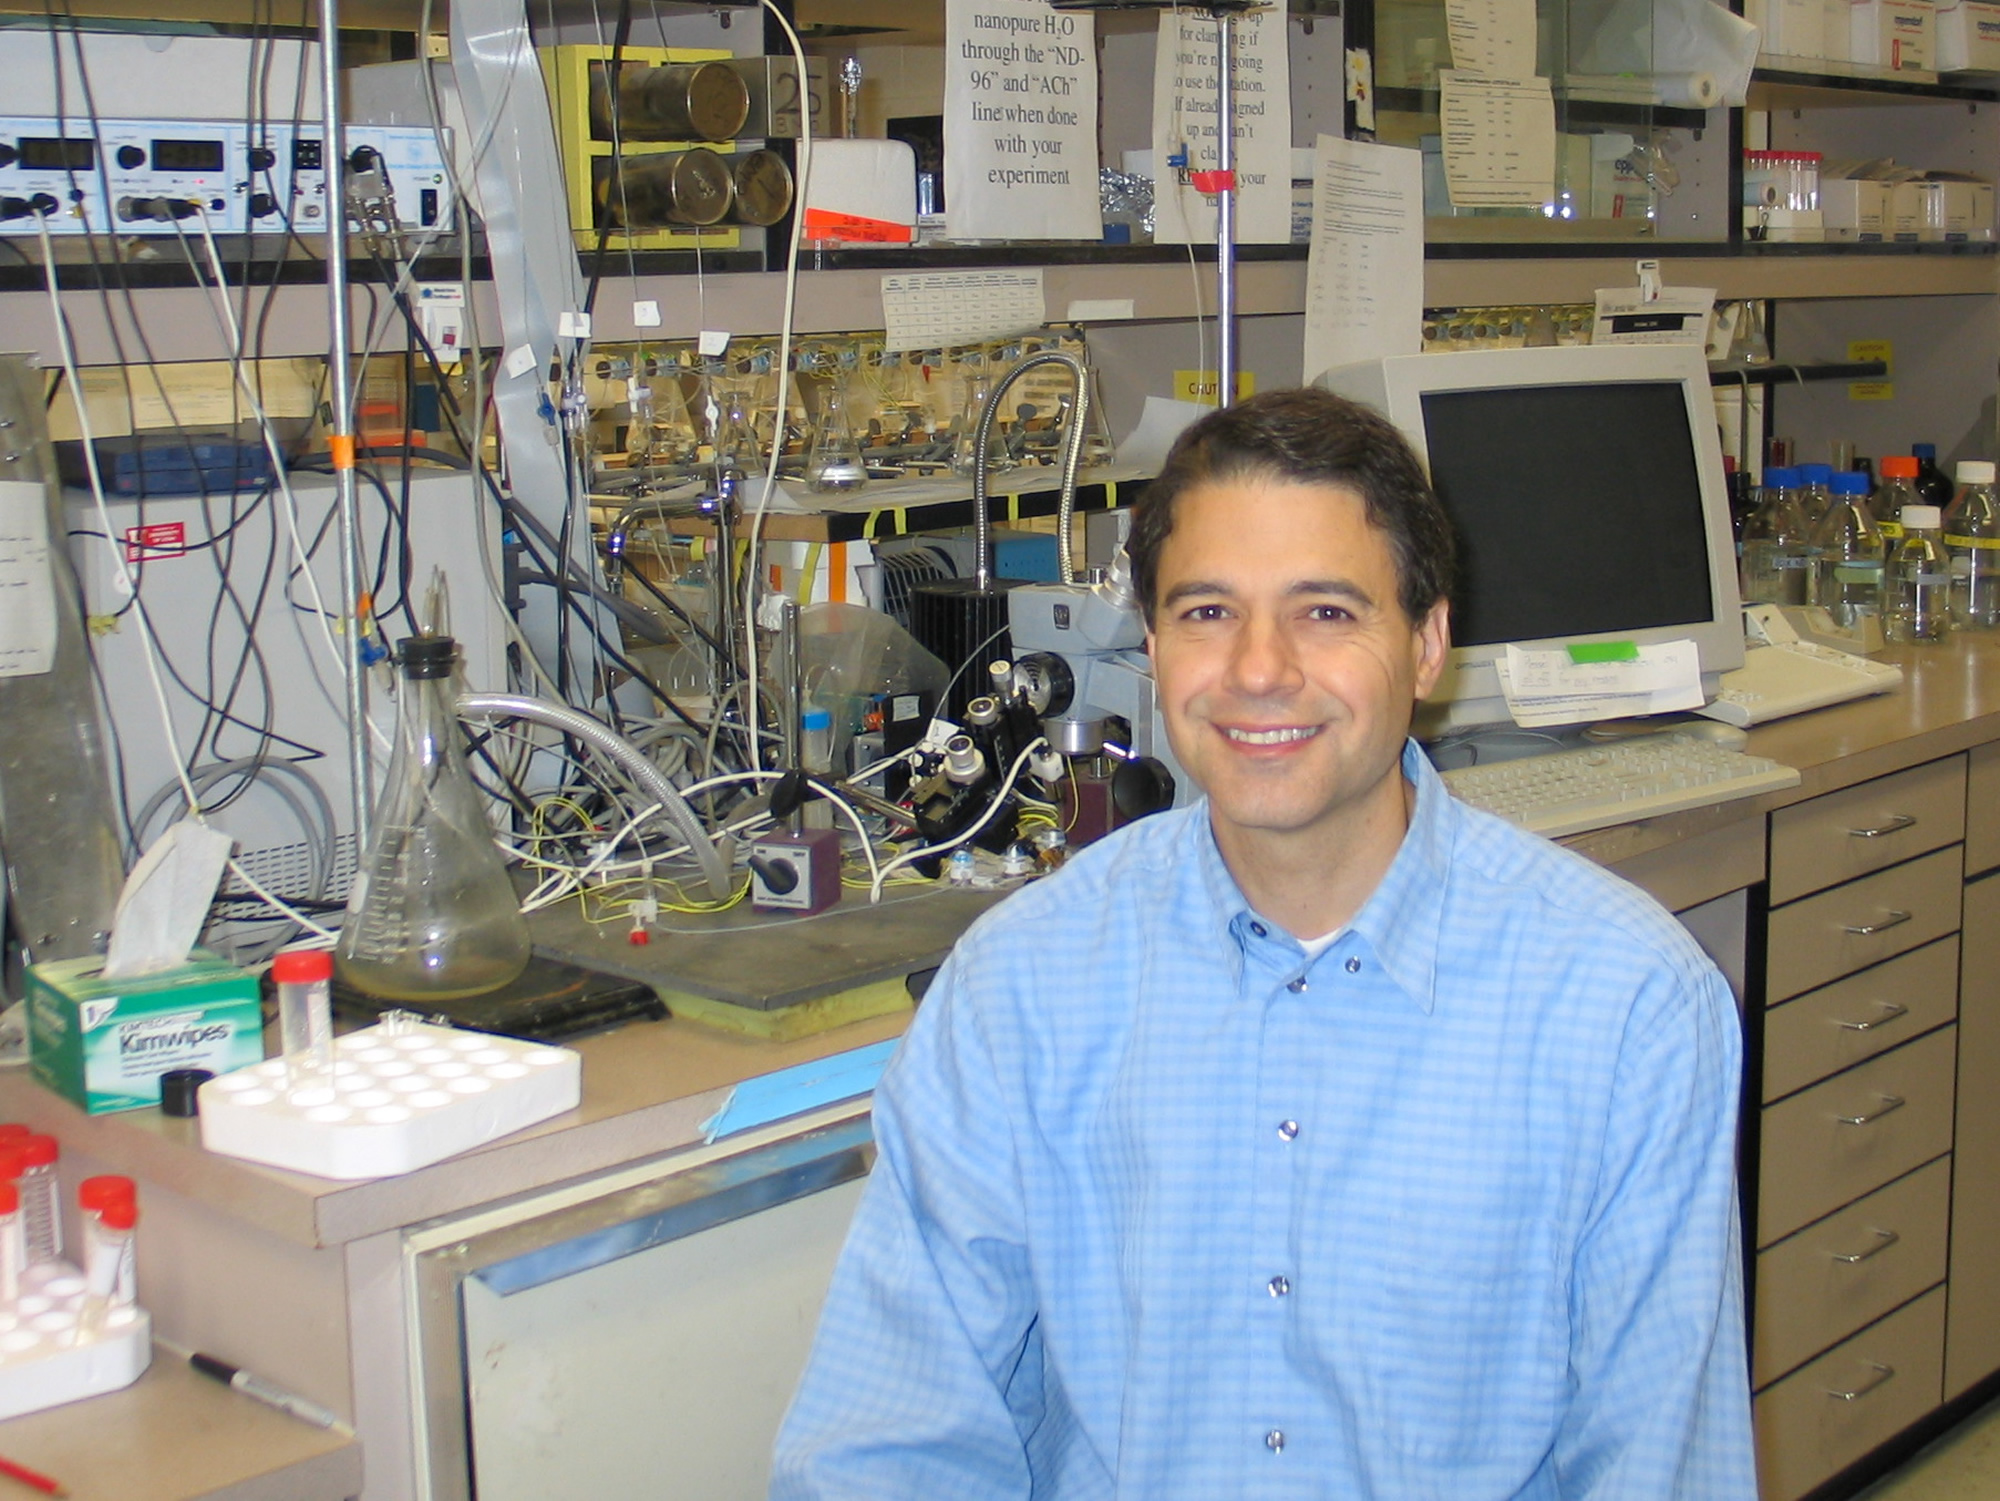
[1126,387,1457,627]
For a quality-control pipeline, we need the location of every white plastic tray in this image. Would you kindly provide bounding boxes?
[0,1261,151,1420]
[199,1019,581,1180]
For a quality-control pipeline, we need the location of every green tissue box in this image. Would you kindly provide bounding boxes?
[27,952,263,1114]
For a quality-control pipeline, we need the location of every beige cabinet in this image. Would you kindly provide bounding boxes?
[1754,756,1966,1501]
[1949,873,2000,1398]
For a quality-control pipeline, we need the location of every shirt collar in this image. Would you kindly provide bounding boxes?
[1188,740,1453,1013]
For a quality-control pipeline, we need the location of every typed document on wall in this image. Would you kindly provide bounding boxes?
[944,0,1102,240]
[1152,7,1294,244]
[1303,136,1424,386]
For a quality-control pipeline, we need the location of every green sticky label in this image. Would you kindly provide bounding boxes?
[1567,641,1640,663]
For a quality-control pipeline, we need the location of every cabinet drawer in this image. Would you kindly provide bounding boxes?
[1970,742,2000,878]
[1758,1027,1957,1247]
[1754,1286,1945,1501]
[1753,1156,1950,1389]
[1763,937,1959,1103]
[1770,758,1966,904]
[1766,847,1962,1004]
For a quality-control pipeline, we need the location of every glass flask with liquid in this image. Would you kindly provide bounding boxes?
[804,366,868,492]
[337,635,532,1001]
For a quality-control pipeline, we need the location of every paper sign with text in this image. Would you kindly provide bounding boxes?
[1152,8,1294,245]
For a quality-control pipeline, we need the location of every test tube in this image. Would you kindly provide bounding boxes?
[271,948,335,1091]
[77,1196,135,1341]
[0,1181,19,1306]
[78,1176,137,1305]
[18,1135,59,1264]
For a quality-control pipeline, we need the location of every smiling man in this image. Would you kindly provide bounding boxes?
[771,388,1755,1500]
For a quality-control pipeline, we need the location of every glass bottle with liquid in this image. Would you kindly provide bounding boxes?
[1874,456,1922,560]
[1795,463,1835,529]
[1811,472,1884,625]
[1912,443,1955,508]
[1946,459,2000,631]
[1741,467,1813,605]
[1882,504,1953,645]
[336,635,532,1001]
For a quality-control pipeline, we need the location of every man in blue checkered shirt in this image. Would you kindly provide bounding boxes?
[772,388,1756,1499]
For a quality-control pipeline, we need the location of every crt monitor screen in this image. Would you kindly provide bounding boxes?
[1420,381,1717,648]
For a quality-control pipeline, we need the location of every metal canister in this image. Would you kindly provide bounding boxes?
[594,149,735,228]
[726,149,794,227]
[590,60,750,144]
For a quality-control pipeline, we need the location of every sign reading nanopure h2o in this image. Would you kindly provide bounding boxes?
[944,0,1100,241]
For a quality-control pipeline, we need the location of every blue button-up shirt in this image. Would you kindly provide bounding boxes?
[773,742,1755,1499]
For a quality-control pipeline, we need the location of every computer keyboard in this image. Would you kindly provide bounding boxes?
[1441,735,1802,838]
[1698,641,1904,728]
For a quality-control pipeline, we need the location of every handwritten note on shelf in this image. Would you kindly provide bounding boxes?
[1446,0,1537,78]
[1438,71,1556,208]
[1150,7,1294,246]
[881,269,1047,352]
[943,0,1100,241]
[0,483,56,680]
[1303,135,1424,386]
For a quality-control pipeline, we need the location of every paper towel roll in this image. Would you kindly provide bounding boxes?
[1656,72,1722,108]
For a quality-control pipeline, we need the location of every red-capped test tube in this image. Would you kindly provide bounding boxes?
[18,1135,59,1264]
[79,1196,136,1340]
[272,948,335,1091]
[78,1176,137,1306]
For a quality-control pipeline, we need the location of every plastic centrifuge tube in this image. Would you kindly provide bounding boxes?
[272,948,335,1091]
[17,1134,58,1264]
[0,1181,19,1306]
[78,1197,136,1341]
[78,1176,137,1305]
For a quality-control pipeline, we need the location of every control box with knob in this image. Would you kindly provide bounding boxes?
[748,829,843,915]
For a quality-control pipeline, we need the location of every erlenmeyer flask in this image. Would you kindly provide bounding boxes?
[336,635,532,1001]
[805,367,868,492]
[951,364,1015,479]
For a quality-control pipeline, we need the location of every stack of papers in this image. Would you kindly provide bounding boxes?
[1497,641,1706,728]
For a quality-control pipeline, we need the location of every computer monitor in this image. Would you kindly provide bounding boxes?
[1317,343,1744,736]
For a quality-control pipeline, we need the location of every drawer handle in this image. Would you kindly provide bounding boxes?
[1829,1227,1901,1264]
[1847,814,1918,839]
[1837,1002,1911,1033]
[1838,1095,1907,1127]
[1826,1362,1897,1402]
[1843,910,1913,937]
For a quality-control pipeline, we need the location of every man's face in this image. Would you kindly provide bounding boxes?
[1147,473,1450,847]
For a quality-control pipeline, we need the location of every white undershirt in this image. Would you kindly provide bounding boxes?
[1298,928,1346,960]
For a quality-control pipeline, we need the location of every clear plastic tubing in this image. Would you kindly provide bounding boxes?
[18,1134,58,1264]
[0,1181,19,1306]
[272,948,335,1091]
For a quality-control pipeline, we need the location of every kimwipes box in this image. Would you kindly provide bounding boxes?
[1851,0,1936,69]
[27,952,262,1114]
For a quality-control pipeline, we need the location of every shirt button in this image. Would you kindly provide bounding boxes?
[1286,976,1308,993]
[1265,1430,1285,1453]
[1268,1274,1291,1297]
[1249,922,1268,938]
[1345,955,1362,973]
[1277,1119,1299,1141]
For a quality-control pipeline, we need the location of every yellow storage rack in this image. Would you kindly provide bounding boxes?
[540,43,744,253]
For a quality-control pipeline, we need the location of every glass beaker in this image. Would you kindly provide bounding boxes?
[336,635,532,1001]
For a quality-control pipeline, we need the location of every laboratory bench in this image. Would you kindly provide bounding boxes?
[6,634,2000,1499]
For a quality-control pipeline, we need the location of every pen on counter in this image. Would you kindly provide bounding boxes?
[188,1352,340,1429]
[0,1453,66,1497]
